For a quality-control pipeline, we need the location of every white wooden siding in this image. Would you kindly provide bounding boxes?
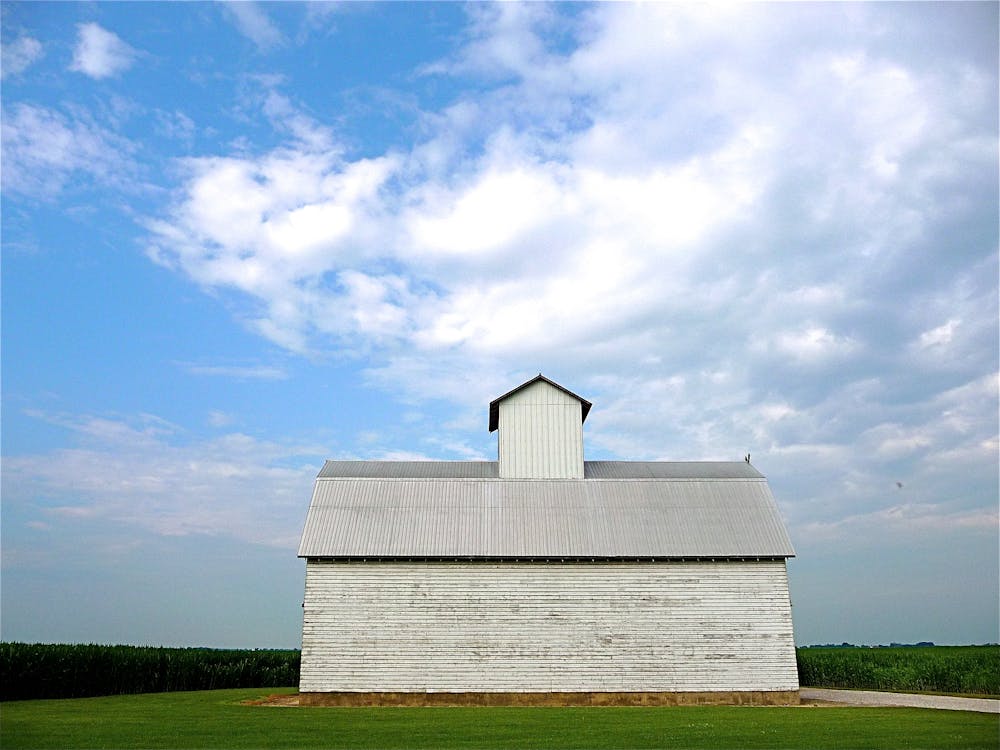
[498,380,584,479]
[300,561,798,693]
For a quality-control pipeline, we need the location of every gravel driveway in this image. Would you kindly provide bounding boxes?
[800,688,999,714]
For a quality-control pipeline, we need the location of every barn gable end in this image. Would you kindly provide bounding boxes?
[298,374,799,705]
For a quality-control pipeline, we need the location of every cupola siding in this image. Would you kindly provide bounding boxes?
[497,379,585,478]
[297,375,799,705]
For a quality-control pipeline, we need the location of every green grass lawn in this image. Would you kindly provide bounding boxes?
[2,687,997,750]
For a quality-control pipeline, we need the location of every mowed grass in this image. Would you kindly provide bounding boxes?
[2,688,997,750]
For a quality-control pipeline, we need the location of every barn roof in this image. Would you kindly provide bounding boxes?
[317,460,763,480]
[298,461,794,560]
[488,374,592,432]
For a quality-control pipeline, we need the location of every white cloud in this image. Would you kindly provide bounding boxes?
[143,4,997,544]
[224,2,285,51]
[0,103,136,198]
[0,4,991,647]
[155,109,196,142]
[4,411,324,548]
[798,502,999,546]
[408,166,566,257]
[179,362,289,380]
[424,3,556,80]
[149,6,994,383]
[918,319,959,349]
[770,326,860,365]
[207,410,236,428]
[2,36,43,78]
[70,23,136,79]
[926,373,1000,447]
[261,90,336,151]
[371,450,436,462]
[862,423,934,459]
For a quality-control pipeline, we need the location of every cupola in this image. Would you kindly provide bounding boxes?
[488,374,591,479]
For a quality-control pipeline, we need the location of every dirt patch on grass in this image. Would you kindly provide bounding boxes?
[249,691,806,707]
[296,690,801,706]
[243,693,300,707]
[242,690,999,714]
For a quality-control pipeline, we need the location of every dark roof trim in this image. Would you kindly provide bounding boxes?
[488,374,593,432]
[305,556,792,563]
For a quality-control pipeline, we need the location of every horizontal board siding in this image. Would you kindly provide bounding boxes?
[499,382,584,479]
[300,561,798,693]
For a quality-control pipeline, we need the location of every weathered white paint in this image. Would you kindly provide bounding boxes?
[300,561,799,694]
[498,380,584,479]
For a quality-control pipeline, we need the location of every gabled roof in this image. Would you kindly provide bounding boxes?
[298,461,794,560]
[488,374,593,432]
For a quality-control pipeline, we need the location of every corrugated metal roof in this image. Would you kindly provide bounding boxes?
[319,461,499,478]
[298,476,794,559]
[318,460,763,480]
[585,461,763,479]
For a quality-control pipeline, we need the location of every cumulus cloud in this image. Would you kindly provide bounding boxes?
[2,36,43,78]
[70,23,136,79]
[143,4,997,546]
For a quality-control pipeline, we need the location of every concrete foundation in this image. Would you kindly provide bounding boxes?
[298,690,801,707]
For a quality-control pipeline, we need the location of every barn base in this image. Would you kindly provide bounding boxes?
[297,690,801,707]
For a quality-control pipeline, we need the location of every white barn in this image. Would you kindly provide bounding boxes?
[297,375,799,705]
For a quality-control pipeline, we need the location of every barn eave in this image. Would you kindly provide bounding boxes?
[303,554,793,563]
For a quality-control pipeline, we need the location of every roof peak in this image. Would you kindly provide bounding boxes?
[488,374,592,432]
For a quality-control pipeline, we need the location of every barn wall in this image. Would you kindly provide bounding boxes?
[300,560,798,694]
[498,381,584,479]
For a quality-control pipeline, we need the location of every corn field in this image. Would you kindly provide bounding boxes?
[1,643,300,701]
[796,645,999,695]
[5,643,997,701]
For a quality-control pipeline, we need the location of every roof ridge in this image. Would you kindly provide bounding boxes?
[487,374,592,432]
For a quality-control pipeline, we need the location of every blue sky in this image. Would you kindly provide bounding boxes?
[2,2,997,649]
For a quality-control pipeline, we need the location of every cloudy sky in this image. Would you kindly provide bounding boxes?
[2,2,997,649]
